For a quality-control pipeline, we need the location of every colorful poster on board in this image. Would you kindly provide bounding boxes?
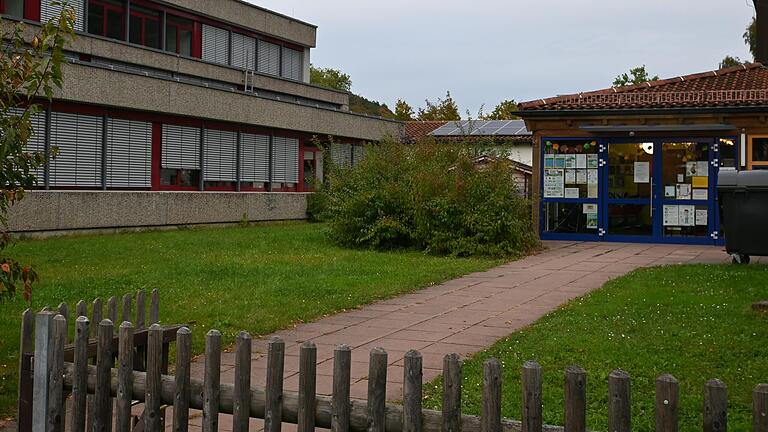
[544,155,555,168]
[676,184,692,200]
[692,176,708,188]
[544,169,564,198]
[555,155,566,168]
[587,154,599,169]
[583,203,598,214]
[586,213,598,229]
[679,205,695,227]
[663,205,679,226]
[565,155,577,169]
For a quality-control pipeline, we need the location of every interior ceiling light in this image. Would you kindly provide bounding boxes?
[642,142,654,155]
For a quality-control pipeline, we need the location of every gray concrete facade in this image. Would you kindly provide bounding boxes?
[9,191,310,232]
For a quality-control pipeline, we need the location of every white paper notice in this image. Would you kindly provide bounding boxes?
[576,170,587,184]
[565,188,580,199]
[588,184,598,198]
[565,169,576,184]
[665,186,676,198]
[696,209,708,226]
[663,205,679,226]
[679,205,695,227]
[677,174,685,183]
[576,154,587,169]
[565,155,577,169]
[583,203,598,214]
[587,169,598,185]
[634,162,650,183]
[676,184,692,200]
[544,169,564,198]
[587,154,599,168]
[692,189,708,200]
[697,161,709,177]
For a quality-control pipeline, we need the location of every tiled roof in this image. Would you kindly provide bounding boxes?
[519,63,768,111]
[404,121,448,142]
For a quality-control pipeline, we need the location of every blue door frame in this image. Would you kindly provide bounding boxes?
[540,136,731,245]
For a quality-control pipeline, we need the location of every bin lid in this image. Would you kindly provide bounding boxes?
[717,170,768,189]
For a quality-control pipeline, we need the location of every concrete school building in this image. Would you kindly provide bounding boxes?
[4,0,402,233]
[517,62,768,245]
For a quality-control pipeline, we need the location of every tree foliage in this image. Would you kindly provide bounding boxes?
[612,65,659,87]
[484,99,520,120]
[394,99,415,121]
[417,91,461,121]
[309,65,352,92]
[745,16,757,61]
[349,94,395,118]
[720,55,745,69]
[0,4,76,301]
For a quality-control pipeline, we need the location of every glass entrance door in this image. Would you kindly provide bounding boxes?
[604,142,655,239]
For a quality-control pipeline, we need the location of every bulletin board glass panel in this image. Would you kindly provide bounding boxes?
[543,202,599,234]
[661,142,710,201]
[542,139,599,200]
[607,143,652,199]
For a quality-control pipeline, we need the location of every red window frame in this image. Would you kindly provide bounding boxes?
[165,15,194,55]
[129,5,161,48]
[88,0,126,40]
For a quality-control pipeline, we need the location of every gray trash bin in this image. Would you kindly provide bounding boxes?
[717,170,768,264]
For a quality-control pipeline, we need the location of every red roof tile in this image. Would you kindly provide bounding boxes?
[519,63,768,111]
[404,121,447,142]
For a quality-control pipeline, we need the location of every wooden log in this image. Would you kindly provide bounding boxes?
[149,289,159,324]
[108,296,118,325]
[121,294,132,325]
[91,298,102,338]
[48,315,67,432]
[145,323,163,432]
[94,319,114,432]
[564,365,586,432]
[32,312,55,432]
[71,317,89,432]
[298,341,317,432]
[754,384,768,432]
[233,331,252,432]
[116,322,134,432]
[442,353,462,432]
[522,361,542,432]
[136,290,146,328]
[482,358,501,432]
[265,336,285,432]
[368,347,388,432]
[656,374,679,432]
[17,309,33,432]
[203,330,221,432]
[174,327,192,432]
[76,300,87,320]
[608,369,631,432]
[332,344,351,432]
[403,350,423,432]
[703,378,727,432]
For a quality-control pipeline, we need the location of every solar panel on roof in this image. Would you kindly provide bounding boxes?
[428,119,531,137]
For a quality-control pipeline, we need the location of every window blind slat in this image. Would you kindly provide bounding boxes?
[107,118,151,188]
[203,129,237,182]
[257,40,280,76]
[240,133,269,183]
[162,124,200,170]
[49,111,102,187]
[202,24,229,65]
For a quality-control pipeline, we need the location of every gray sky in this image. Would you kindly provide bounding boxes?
[247,0,755,115]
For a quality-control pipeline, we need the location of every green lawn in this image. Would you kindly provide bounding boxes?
[0,222,500,419]
[423,264,768,432]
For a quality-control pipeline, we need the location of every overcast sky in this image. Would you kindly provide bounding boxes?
[247,0,755,115]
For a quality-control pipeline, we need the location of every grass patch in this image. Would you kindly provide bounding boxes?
[0,222,500,418]
[423,264,768,432]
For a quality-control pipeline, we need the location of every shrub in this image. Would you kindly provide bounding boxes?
[315,138,539,258]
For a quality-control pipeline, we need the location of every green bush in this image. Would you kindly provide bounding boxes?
[314,138,539,258]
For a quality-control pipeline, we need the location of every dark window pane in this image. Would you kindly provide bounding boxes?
[144,17,161,48]
[129,14,141,44]
[543,202,598,234]
[161,169,199,187]
[179,29,192,56]
[106,8,124,39]
[607,142,652,199]
[165,24,177,52]
[753,137,768,162]
[5,0,24,18]
[719,138,737,168]
[88,4,105,36]
[608,204,652,236]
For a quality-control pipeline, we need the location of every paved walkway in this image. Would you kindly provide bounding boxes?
[179,241,728,431]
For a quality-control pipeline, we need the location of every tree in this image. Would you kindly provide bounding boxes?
[484,99,520,120]
[394,99,414,121]
[0,6,76,301]
[349,94,395,118]
[612,65,659,87]
[417,91,461,121]
[745,16,757,61]
[719,55,745,69]
[309,65,352,92]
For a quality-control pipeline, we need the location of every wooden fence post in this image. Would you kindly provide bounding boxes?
[367,347,387,432]
[91,298,102,338]
[75,300,87,320]
[565,365,587,432]
[121,294,132,324]
[136,290,146,328]
[108,296,118,325]
[150,289,159,324]
[753,384,768,432]
[656,374,679,432]
[94,319,114,432]
[233,331,252,432]
[703,378,727,432]
[482,358,502,432]
[71,316,89,432]
[57,304,68,339]
[116,321,134,432]
[442,353,462,432]
[522,361,542,432]
[203,330,221,432]
[145,323,163,432]
[48,315,66,432]
[32,311,55,432]
[403,350,423,432]
[298,341,317,432]
[332,344,351,432]
[174,327,192,432]
[17,309,33,432]
[608,369,631,432]
[265,336,285,432]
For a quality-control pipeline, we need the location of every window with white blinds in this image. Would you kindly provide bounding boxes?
[330,143,352,168]
[9,107,46,182]
[41,0,85,31]
[106,118,151,188]
[231,33,256,70]
[49,112,103,187]
[202,24,229,65]
[203,129,237,182]
[162,124,200,170]
[257,40,280,76]
[271,137,299,184]
[240,133,269,183]
[281,47,302,81]
[352,145,366,166]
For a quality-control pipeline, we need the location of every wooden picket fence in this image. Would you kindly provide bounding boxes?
[24,307,768,432]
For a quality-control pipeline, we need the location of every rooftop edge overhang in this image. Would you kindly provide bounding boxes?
[516,105,768,119]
